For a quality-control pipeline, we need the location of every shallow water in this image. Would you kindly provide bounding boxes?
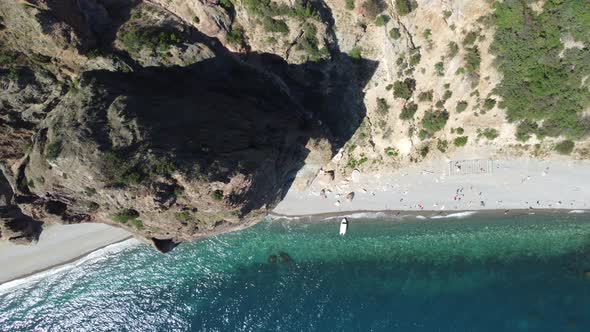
[2,213,590,331]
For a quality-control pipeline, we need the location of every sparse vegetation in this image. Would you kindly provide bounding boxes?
[463,31,478,46]
[131,219,144,230]
[374,98,388,115]
[262,17,289,34]
[346,0,355,10]
[437,139,449,152]
[443,10,452,19]
[389,28,401,40]
[479,128,499,140]
[395,0,417,16]
[399,102,418,120]
[434,61,444,76]
[385,147,399,157]
[453,136,468,147]
[421,110,449,135]
[447,41,459,58]
[375,15,388,26]
[101,151,176,187]
[227,27,244,45]
[112,209,140,224]
[212,189,224,201]
[348,46,362,60]
[483,98,496,110]
[418,90,433,102]
[175,211,192,222]
[45,141,62,160]
[119,29,185,53]
[442,90,452,101]
[464,47,481,75]
[392,78,416,100]
[362,0,387,20]
[555,140,575,155]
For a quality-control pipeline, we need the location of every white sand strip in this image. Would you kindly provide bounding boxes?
[274,158,590,216]
[0,223,131,284]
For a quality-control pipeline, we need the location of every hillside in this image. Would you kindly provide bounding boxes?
[1,0,589,249]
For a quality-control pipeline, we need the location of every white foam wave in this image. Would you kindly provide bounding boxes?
[430,211,478,219]
[416,215,427,220]
[0,238,140,293]
[568,210,587,214]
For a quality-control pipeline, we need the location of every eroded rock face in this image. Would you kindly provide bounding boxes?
[13,58,331,242]
[0,0,377,249]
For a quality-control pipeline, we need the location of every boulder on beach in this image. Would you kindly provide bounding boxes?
[346,192,355,202]
[317,170,335,185]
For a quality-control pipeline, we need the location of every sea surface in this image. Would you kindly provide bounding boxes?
[2,212,590,331]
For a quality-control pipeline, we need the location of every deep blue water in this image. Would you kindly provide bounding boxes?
[2,213,590,331]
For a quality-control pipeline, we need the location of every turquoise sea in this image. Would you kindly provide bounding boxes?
[1,212,590,331]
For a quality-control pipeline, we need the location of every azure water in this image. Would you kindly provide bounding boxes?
[1,213,590,331]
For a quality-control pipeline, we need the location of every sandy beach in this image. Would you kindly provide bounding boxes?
[0,223,131,284]
[274,158,590,216]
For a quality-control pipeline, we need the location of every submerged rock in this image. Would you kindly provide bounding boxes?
[267,255,277,264]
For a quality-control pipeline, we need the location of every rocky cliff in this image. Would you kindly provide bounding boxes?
[1,0,589,250]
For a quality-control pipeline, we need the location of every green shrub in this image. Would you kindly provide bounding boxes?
[456,127,464,135]
[393,78,416,100]
[45,141,62,160]
[464,47,480,74]
[409,50,421,66]
[212,189,224,201]
[419,145,429,157]
[463,31,478,46]
[219,0,234,10]
[120,29,185,53]
[227,27,244,45]
[483,98,496,110]
[361,0,386,19]
[348,46,362,60]
[131,219,144,230]
[481,128,499,140]
[376,98,389,115]
[434,61,444,76]
[418,90,433,102]
[87,202,100,212]
[346,0,355,10]
[174,211,192,222]
[193,16,200,24]
[375,15,388,26]
[455,67,465,75]
[515,120,539,142]
[442,90,452,101]
[395,0,417,16]
[443,10,452,19]
[112,209,140,224]
[389,28,401,39]
[422,29,432,40]
[399,102,418,120]
[262,17,289,34]
[555,140,575,155]
[453,136,468,147]
[421,110,449,134]
[437,139,449,152]
[385,147,399,157]
[447,41,459,58]
[101,151,176,187]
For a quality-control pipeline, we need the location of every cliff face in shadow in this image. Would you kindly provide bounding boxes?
[0,0,378,250]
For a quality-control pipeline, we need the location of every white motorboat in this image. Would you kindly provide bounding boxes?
[339,218,348,235]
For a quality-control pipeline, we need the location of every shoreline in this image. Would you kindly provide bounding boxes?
[0,223,133,285]
[269,208,587,222]
[0,236,136,288]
